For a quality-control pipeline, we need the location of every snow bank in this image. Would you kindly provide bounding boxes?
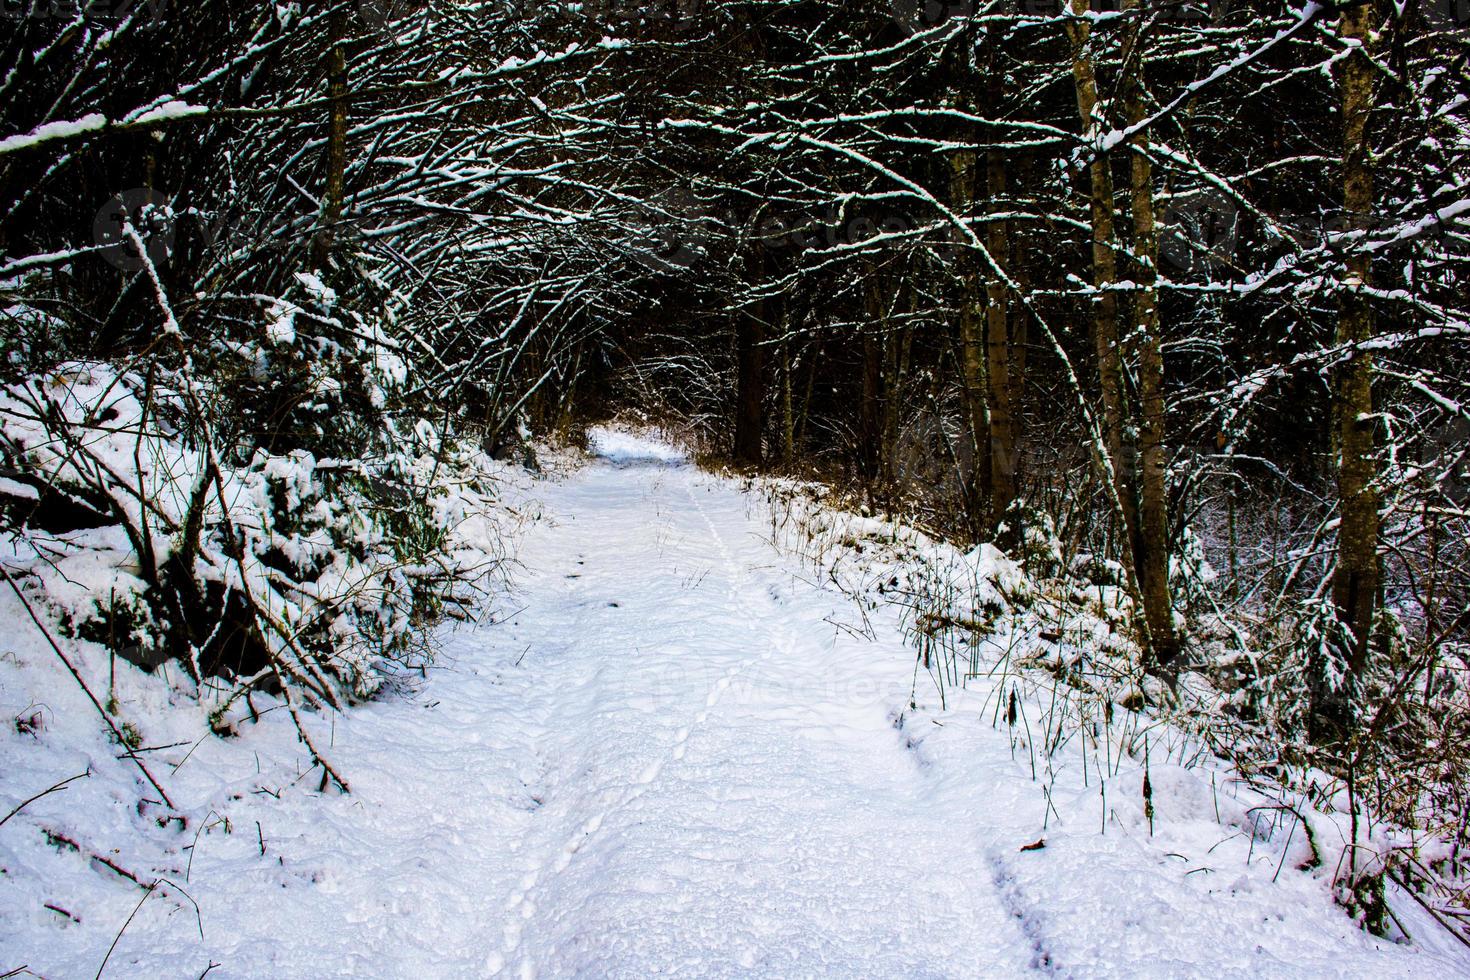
[756,475,1470,965]
[0,461,544,977]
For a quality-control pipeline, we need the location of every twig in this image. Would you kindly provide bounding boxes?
[170,734,211,775]
[116,740,191,758]
[156,877,204,940]
[185,811,220,883]
[91,853,146,888]
[1,569,174,809]
[1273,813,1300,883]
[0,771,90,829]
[1387,871,1470,952]
[95,880,158,979]
[270,661,349,793]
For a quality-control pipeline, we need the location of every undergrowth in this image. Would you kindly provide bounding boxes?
[754,476,1470,949]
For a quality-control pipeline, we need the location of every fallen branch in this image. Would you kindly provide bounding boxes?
[1388,871,1470,952]
[91,852,147,888]
[44,903,79,923]
[272,662,349,794]
[1,568,175,809]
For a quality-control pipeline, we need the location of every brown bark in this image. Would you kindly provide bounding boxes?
[986,147,1018,533]
[860,279,886,482]
[1317,0,1381,744]
[313,11,349,269]
[1123,0,1182,668]
[883,319,912,490]
[781,329,795,467]
[949,146,991,536]
[1067,0,1138,545]
[1069,0,1176,667]
[858,323,876,481]
[1010,152,1033,480]
[734,311,765,466]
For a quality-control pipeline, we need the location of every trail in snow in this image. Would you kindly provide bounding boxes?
[483,434,1033,976]
[3,430,1463,977]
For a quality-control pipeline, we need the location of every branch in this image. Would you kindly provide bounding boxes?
[0,568,175,810]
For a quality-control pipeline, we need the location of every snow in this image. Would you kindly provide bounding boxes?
[0,103,203,158]
[586,425,687,464]
[130,102,208,126]
[266,300,298,345]
[2,433,1464,977]
[0,114,107,156]
[293,272,337,310]
[0,478,37,502]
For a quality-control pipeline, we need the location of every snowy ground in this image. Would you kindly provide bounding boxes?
[2,430,1466,977]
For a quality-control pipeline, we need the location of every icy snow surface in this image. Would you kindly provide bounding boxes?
[2,431,1465,977]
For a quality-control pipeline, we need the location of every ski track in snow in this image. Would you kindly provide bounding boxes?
[3,429,1464,978]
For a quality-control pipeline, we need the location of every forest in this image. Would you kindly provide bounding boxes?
[2,0,1469,974]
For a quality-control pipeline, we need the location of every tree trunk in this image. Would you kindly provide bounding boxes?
[1317,0,1381,745]
[986,146,1018,534]
[860,280,886,482]
[734,310,766,466]
[883,320,912,492]
[1069,0,1167,665]
[1010,151,1033,504]
[1067,0,1137,541]
[781,330,795,467]
[313,11,349,270]
[1124,0,1182,669]
[949,145,991,537]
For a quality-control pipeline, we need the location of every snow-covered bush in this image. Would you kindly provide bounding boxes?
[0,262,514,785]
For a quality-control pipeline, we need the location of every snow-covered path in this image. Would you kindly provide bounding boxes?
[470,443,1034,977]
[6,431,1464,978]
